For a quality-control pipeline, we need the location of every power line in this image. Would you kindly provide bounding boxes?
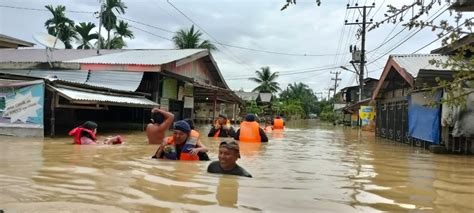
[366,7,448,65]
[0,4,94,14]
[217,43,348,57]
[118,16,174,34]
[129,25,172,41]
[411,18,474,54]
[225,66,343,80]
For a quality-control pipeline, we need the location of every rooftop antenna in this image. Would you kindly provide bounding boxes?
[33,32,65,68]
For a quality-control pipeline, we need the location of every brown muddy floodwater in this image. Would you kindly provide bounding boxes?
[1,120,473,212]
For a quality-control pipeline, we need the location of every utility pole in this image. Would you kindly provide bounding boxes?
[97,0,104,55]
[345,3,374,101]
[330,71,341,99]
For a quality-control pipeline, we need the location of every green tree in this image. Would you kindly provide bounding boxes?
[75,22,98,49]
[172,25,217,50]
[44,5,76,49]
[96,35,125,49]
[115,20,134,40]
[102,0,127,49]
[279,82,318,118]
[249,66,281,94]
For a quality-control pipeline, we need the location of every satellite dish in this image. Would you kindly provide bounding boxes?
[33,32,65,49]
[33,33,65,68]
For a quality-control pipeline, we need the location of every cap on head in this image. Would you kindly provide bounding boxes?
[218,114,227,120]
[245,114,256,122]
[173,120,191,134]
[184,118,195,129]
[219,141,240,158]
[82,121,97,130]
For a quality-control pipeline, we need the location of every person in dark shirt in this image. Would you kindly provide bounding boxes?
[207,141,252,178]
[208,114,236,138]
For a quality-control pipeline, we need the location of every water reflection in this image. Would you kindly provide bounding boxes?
[216,177,239,208]
[0,121,473,212]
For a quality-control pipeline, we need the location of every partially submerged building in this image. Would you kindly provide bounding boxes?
[0,48,241,137]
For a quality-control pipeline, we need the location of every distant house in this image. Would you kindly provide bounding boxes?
[339,78,379,126]
[0,34,34,49]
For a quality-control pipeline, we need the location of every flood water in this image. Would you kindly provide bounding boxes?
[1,120,473,212]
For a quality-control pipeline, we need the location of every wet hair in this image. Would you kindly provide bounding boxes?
[184,118,195,129]
[151,111,165,124]
[219,141,240,158]
[81,121,97,130]
[245,114,256,122]
[80,121,97,140]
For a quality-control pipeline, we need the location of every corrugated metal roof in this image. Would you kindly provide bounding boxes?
[86,71,143,91]
[52,86,157,107]
[234,91,259,101]
[0,49,125,63]
[258,93,273,102]
[0,69,89,82]
[391,54,450,77]
[0,34,35,47]
[65,49,207,65]
[0,69,143,92]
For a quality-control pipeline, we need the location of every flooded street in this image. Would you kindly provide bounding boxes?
[1,120,473,212]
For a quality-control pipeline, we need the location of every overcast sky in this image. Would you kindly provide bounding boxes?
[0,0,470,98]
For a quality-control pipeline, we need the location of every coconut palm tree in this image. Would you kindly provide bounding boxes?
[172,25,217,50]
[75,22,98,49]
[115,20,134,40]
[96,35,125,49]
[101,0,127,49]
[44,5,76,49]
[249,66,281,93]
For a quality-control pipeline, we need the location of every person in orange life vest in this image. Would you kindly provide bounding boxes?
[264,120,273,133]
[184,118,200,139]
[68,121,123,145]
[153,120,210,161]
[234,114,268,142]
[272,116,285,129]
[208,114,236,138]
[146,107,175,144]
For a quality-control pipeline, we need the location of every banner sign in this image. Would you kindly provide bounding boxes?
[0,82,44,127]
[359,105,375,131]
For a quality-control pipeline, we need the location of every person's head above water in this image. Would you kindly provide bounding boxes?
[218,141,241,170]
[244,114,257,122]
[151,111,165,124]
[216,114,227,125]
[173,120,191,144]
[82,121,97,131]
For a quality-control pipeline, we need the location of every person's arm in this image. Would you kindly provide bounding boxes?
[190,139,208,155]
[234,129,240,140]
[153,108,175,131]
[259,128,268,142]
[152,138,167,158]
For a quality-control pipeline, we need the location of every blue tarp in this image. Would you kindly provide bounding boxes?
[408,91,442,144]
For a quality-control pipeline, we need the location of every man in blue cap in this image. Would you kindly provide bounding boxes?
[153,120,209,161]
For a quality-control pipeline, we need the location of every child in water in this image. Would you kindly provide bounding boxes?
[69,121,123,145]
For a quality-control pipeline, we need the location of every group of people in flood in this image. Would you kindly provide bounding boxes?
[68,107,285,178]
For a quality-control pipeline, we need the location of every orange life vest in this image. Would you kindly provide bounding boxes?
[238,121,261,143]
[68,127,96,145]
[273,118,284,129]
[191,129,200,138]
[164,137,199,161]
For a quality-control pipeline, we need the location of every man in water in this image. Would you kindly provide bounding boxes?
[207,141,252,178]
[208,114,236,138]
[146,107,175,144]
